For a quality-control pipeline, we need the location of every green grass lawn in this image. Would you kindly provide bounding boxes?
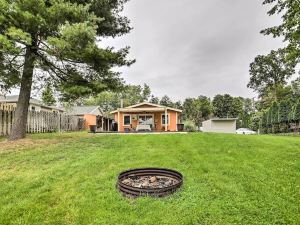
[0,132,299,225]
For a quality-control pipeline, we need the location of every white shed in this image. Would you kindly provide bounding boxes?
[202,118,237,134]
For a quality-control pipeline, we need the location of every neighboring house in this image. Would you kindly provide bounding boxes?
[0,95,64,113]
[202,118,237,134]
[68,106,113,131]
[110,102,182,132]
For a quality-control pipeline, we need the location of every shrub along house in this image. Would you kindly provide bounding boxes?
[110,102,182,132]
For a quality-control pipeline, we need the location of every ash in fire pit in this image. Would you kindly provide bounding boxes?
[122,175,179,189]
[117,168,183,198]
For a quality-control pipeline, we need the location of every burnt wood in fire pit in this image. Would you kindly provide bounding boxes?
[117,168,183,198]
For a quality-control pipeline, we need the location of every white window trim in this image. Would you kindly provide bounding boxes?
[161,113,171,125]
[123,114,131,126]
[138,114,154,125]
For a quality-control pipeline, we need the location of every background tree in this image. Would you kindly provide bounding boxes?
[212,94,243,118]
[149,95,159,104]
[0,0,134,140]
[182,98,194,121]
[84,84,153,109]
[239,98,255,128]
[270,101,279,133]
[141,84,151,102]
[42,84,56,106]
[159,95,174,107]
[293,100,300,130]
[249,112,262,132]
[248,50,296,102]
[278,100,292,132]
[262,0,300,64]
[181,96,212,127]
[260,110,268,134]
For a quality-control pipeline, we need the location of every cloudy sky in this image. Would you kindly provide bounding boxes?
[103,0,283,101]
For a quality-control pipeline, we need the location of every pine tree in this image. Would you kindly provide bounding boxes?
[0,0,134,140]
[279,100,292,132]
[42,85,56,106]
[271,101,279,133]
[293,100,300,132]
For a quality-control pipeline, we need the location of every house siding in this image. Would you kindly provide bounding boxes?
[114,111,178,132]
[83,114,97,129]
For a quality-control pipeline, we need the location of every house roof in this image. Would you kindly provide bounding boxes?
[209,118,238,121]
[68,106,103,116]
[110,102,182,114]
[0,95,64,111]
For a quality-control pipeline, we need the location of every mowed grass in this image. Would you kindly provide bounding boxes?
[0,132,299,225]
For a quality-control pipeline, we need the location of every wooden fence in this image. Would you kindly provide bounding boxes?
[0,109,83,136]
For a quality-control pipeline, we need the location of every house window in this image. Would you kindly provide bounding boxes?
[123,115,131,126]
[161,114,170,125]
[31,106,36,111]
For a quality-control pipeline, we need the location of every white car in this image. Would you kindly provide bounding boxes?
[236,128,256,135]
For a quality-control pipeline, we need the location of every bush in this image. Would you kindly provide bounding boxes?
[183,120,197,132]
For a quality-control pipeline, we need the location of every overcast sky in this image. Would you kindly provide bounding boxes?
[103,0,283,101]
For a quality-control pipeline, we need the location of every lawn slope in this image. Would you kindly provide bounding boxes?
[0,133,299,225]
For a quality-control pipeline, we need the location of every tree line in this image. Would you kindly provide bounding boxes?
[81,84,256,129]
[259,100,300,134]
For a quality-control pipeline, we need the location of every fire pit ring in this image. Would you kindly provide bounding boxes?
[117,168,183,198]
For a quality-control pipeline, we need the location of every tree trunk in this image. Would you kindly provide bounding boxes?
[8,46,36,141]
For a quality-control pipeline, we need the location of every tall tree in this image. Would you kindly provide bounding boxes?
[248,50,296,101]
[270,101,279,133]
[149,95,159,104]
[278,100,292,132]
[160,95,174,107]
[42,84,56,106]
[293,99,300,124]
[212,94,242,118]
[141,84,151,102]
[182,96,211,127]
[262,0,300,64]
[0,0,134,140]
[84,84,154,110]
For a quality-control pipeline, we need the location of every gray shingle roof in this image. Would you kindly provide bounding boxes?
[0,95,43,105]
[0,95,64,111]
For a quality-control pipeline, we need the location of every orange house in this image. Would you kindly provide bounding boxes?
[110,102,182,132]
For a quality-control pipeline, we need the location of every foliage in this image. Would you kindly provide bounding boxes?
[259,99,300,134]
[249,112,262,131]
[0,0,134,99]
[183,120,197,132]
[42,84,56,106]
[212,94,243,118]
[149,95,159,104]
[159,95,174,107]
[278,100,292,124]
[182,96,212,127]
[248,50,296,101]
[292,99,300,122]
[84,83,152,110]
[262,0,300,64]
[239,98,255,128]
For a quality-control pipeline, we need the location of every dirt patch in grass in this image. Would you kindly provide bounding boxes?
[0,138,58,153]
